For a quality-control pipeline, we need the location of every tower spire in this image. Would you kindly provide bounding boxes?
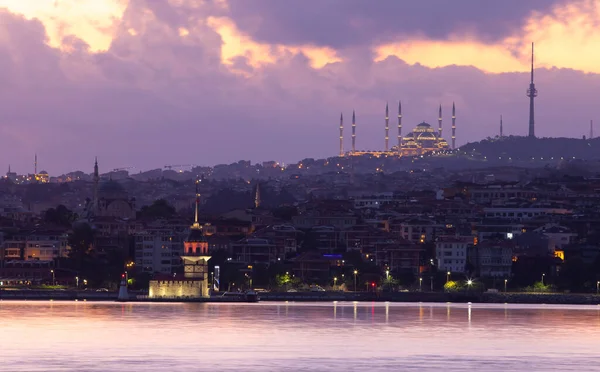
[385,103,389,152]
[451,102,456,149]
[397,101,402,155]
[500,115,503,137]
[192,177,201,229]
[34,153,37,176]
[438,104,443,138]
[527,42,537,138]
[352,110,356,154]
[339,113,344,156]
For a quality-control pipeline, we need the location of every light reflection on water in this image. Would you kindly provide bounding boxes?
[1,301,600,371]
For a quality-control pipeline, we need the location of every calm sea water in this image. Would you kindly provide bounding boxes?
[1,301,600,371]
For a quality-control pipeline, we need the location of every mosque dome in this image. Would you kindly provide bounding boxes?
[401,122,449,151]
[99,180,127,198]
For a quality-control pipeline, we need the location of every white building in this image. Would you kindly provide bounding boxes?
[134,228,185,274]
[2,229,69,261]
[534,224,577,250]
[435,236,472,274]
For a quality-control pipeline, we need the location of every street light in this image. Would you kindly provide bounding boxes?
[419,277,423,292]
[542,273,545,286]
[75,276,79,289]
[504,279,508,293]
[333,277,338,289]
[353,270,358,292]
[446,271,451,283]
[597,281,599,295]
[50,270,55,286]
[385,270,390,280]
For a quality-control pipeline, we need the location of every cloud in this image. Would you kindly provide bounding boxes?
[0,0,600,176]
[225,0,566,48]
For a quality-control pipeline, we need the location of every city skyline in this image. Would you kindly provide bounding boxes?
[2,0,600,173]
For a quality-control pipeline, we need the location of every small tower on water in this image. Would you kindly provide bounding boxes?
[148,178,211,298]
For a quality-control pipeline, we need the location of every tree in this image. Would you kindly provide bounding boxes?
[68,223,95,269]
[272,206,298,221]
[138,199,176,219]
[44,205,77,227]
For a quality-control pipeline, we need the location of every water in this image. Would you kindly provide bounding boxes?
[1,301,600,371]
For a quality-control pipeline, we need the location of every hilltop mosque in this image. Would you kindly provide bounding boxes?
[338,102,455,157]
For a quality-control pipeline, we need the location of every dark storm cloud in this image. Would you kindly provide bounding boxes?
[226,0,567,47]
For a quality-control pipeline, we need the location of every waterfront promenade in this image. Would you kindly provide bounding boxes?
[3,289,600,305]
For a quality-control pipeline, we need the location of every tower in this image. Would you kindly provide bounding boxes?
[254,182,261,209]
[352,110,356,153]
[527,42,537,138]
[397,101,402,154]
[438,105,443,138]
[500,115,503,137]
[339,113,344,156]
[591,120,594,139]
[180,178,211,297]
[34,154,37,176]
[385,103,389,152]
[451,103,456,149]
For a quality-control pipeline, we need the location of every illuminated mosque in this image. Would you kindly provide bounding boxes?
[339,102,455,157]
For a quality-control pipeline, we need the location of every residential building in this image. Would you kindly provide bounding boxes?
[435,236,472,274]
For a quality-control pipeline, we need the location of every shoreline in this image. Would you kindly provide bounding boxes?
[2,290,600,305]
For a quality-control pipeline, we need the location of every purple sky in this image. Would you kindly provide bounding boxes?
[0,0,598,175]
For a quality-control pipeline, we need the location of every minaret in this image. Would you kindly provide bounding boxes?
[93,157,99,213]
[385,103,389,152]
[352,110,356,154]
[254,182,261,209]
[527,42,537,138]
[339,113,344,156]
[34,154,37,176]
[500,115,503,137]
[451,103,456,149]
[397,101,402,154]
[438,105,443,138]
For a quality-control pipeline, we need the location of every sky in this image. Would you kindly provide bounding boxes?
[1,0,600,174]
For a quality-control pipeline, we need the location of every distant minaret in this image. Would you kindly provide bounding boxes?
[500,115,503,137]
[591,120,594,139]
[352,110,356,153]
[254,182,261,209]
[527,42,537,138]
[34,153,37,176]
[93,157,99,213]
[385,103,389,152]
[438,105,443,138]
[339,113,344,156]
[451,103,456,149]
[397,101,402,153]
